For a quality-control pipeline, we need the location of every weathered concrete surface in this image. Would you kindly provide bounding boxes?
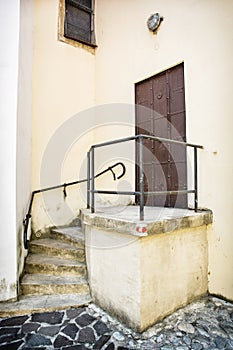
[21,274,89,296]
[21,226,90,298]
[0,294,91,318]
[85,226,141,331]
[82,206,212,332]
[140,226,208,331]
[81,206,212,236]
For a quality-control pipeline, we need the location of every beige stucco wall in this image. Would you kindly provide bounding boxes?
[30,0,233,303]
[94,0,233,301]
[31,0,95,232]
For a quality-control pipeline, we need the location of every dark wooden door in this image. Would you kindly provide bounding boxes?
[135,63,187,208]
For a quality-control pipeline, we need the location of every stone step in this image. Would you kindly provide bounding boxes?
[50,226,85,248]
[29,238,85,262]
[25,253,87,276]
[32,224,84,242]
[21,274,89,296]
[0,293,91,318]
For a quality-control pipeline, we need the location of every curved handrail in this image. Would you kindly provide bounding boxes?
[23,162,126,249]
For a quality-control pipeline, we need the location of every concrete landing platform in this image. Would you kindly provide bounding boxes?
[81,206,212,236]
[82,205,213,332]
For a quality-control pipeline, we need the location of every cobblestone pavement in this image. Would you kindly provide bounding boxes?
[0,296,233,349]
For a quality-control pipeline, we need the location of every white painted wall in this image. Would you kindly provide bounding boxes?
[17,0,34,280]
[0,0,33,301]
[0,0,20,300]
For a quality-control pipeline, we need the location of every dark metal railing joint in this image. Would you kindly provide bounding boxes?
[63,183,67,198]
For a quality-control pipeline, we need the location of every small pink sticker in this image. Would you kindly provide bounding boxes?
[136,226,147,233]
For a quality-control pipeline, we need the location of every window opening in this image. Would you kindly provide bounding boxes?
[64,0,96,47]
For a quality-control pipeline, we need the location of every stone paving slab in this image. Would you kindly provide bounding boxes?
[0,296,232,349]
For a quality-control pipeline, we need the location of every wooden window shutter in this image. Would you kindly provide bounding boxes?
[64,0,96,47]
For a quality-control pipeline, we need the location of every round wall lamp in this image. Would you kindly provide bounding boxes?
[147,13,163,32]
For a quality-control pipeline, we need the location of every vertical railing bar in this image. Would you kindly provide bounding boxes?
[87,151,90,209]
[139,135,144,220]
[194,147,198,212]
[91,147,95,213]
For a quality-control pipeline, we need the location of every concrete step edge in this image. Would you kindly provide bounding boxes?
[29,238,84,251]
[21,284,90,297]
[51,226,84,247]
[25,253,86,267]
[29,239,85,261]
[0,293,92,318]
[21,274,88,285]
[25,254,87,277]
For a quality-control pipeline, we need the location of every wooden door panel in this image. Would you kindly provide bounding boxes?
[136,121,153,136]
[170,143,186,163]
[153,117,169,138]
[169,66,185,110]
[152,74,168,117]
[169,163,186,188]
[136,79,153,137]
[143,163,154,206]
[145,162,167,207]
[170,113,186,140]
[135,63,187,208]
[170,162,187,207]
[153,141,170,165]
[136,79,152,102]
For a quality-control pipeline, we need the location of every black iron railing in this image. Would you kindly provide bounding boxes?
[87,134,203,220]
[24,135,203,249]
[23,162,126,249]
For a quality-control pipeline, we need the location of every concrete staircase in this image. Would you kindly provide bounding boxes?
[20,226,91,302]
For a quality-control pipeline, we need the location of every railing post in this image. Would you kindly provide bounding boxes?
[194,147,198,212]
[87,151,90,209]
[139,136,144,220]
[91,147,95,213]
